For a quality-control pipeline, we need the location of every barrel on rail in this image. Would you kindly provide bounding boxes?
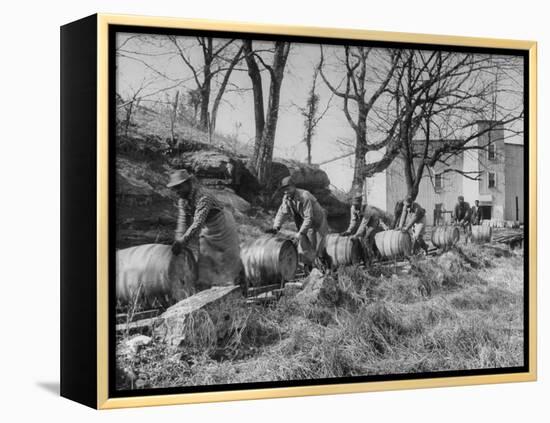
[240,235,298,287]
[324,234,363,267]
[431,226,460,249]
[471,225,492,243]
[116,243,198,307]
[374,230,412,259]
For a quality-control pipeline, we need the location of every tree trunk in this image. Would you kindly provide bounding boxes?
[254,74,284,186]
[351,106,367,193]
[124,102,133,137]
[352,134,367,194]
[209,46,243,134]
[243,40,265,159]
[199,39,213,131]
[170,91,179,144]
[199,84,211,131]
[306,135,312,165]
[244,41,290,187]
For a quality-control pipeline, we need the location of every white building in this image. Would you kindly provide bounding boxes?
[366,121,525,225]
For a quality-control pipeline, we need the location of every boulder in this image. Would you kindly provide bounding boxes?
[286,162,330,190]
[271,160,330,191]
[171,149,261,202]
[311,188,348,217]
[153,285,242,347]
[206,187,251,215]
[174,150,239,182]
[118,335,152,359]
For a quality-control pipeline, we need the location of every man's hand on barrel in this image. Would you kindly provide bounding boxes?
[171,240,183,256]
[341,230,351,236]
[291,231,303,245]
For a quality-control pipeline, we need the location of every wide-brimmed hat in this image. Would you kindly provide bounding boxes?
[279,176,295,190]
[166,169,193,188]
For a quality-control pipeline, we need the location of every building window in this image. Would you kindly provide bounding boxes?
[488,143,496,160]
[488,172,496,189]
[434,173,443,191]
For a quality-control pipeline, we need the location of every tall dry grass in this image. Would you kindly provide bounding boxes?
[116,243,524,389]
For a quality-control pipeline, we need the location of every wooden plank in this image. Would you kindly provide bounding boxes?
[116,309,161,325]
[116,317,158,334]
[116,286,241,336]
[246,284,281,297]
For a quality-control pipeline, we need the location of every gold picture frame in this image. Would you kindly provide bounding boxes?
[60,13,537,409]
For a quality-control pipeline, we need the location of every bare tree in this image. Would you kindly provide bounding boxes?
[168,36,243,135]
[295,67,330,164]
[119,78,155,137]
[378,51,524,200]
[243,40,291,186]
[169,90,180,146]
[319,46,401,193]
[187,88,201,123]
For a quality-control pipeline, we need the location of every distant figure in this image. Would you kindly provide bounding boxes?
[434,207,442,226]
[470,199,481,225]
[167,169,241,290]
[342,194,388,264]
[453,195,472,243]
[265,176,329,269]
[393,196,429,254]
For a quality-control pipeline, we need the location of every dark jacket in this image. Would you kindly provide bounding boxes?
[392,200,425,229]
[453,202,471,223]
[470,205,481,225]
[346,204,386,236]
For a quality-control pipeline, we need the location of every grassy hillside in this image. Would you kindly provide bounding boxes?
[115,102,352,248]
[116,243,524,389]
[115,101,524,390]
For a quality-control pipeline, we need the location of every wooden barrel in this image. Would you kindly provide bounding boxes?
[116,243,198,306]
[431,226,460,249]
[374,230,412,259]
[324,234,363,267]
[240,235,298,287]
[471,225,492,243]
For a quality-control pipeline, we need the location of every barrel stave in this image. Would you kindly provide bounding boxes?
[374,230,411,259]
[325,234,362,267]
[116,243,197,307]
[431,226,460,249]
[240,235,298,287]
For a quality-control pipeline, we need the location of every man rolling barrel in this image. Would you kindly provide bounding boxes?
[342,194,388,264]
[393,196,429,255]
[453,195,472,243]
[167,169,241,290]
[265,176,329,269]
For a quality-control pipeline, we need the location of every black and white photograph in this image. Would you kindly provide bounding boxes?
[112,27,528,395]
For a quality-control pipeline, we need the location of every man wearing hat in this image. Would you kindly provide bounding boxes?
[265,176,329,268]
[342,194,388,264]
[167,169,241,289]
[393,196,429,254]
[453,195,472,243]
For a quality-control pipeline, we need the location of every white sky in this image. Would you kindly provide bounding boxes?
[116,33,524,191]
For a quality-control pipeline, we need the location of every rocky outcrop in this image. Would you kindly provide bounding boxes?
[115,139,350,247]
